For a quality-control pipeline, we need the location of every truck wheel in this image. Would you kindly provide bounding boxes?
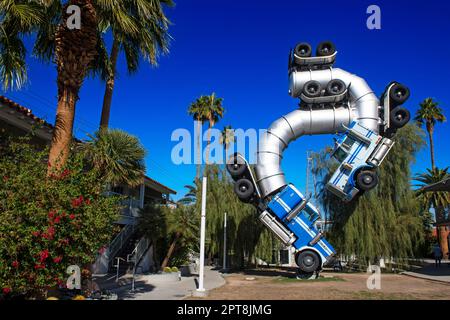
[296,250,320,273]
[390,106,410,128]
[294,42,312,58]
[389,83,410,106]
[326,79,346,96]
[234,178,254,202]
[303,80,322,98]
[356,170,378,191]
[226,155,246,179]
[316,41,336,56]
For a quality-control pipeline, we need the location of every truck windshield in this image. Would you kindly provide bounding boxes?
[302,206,320,223]
[333,147,348,162]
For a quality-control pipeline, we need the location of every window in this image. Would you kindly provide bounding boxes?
[333,147,348,162]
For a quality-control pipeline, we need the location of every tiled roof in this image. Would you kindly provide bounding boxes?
[420,177,450,192]
[0,95,54,130]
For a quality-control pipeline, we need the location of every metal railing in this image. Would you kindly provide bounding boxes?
[127,237,152,291]
[107,224,135,260]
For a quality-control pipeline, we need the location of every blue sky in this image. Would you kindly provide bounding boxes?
[2,0,450,200]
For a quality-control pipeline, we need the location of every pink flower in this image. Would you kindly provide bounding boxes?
[71,196,84,208]
[11,261,19,268]
[54,216,61,224]
[2,287,11,294]
[53,256,62,263]
[48,210,56,219]
[69,214,76,220]
[32,231,40,237]
[60,169,70,178]
[38,249,49,262]
[42,227,55,240]
[34,264,45,270]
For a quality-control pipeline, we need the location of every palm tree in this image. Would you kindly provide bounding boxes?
[177,184,197,205]
[0,1,141,172]
[79,129,146,187]
[220,125,234,157]
[415,167,450,258]
[187,97,207,180]
[160,205,199,270]
[414,98,446,170]
[137,203,168,269]
[202,93,224,165]
[98,0,173,129]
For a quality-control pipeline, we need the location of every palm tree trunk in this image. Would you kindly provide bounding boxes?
[438,226,449,259]
[48,0,98,172]
[100,38,120,130]
[427,124,436,170]
[160,232,181,270]
[205,122,213,166]
[48,88,77,172]
[196,120,202,179]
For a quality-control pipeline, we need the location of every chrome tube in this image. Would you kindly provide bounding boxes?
[254,67,380,198]
[255,106,353,197]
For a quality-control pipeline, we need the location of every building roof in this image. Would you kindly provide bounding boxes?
[420,177,450,192]
[144,176,177,195]
[1,95,177,195]
[0,95,54,141]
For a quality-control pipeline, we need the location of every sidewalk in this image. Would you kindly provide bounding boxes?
[402,259,450,284]
[94,266,226,300]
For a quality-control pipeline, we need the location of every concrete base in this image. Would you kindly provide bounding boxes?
[192,289,209,298]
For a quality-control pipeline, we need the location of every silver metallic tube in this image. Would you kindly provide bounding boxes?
[255,106,353,198]
[288,68,380,132]
[254,67,380,198]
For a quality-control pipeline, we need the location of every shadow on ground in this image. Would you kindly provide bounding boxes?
[115,281,156,299]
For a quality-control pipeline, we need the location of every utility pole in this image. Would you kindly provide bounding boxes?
[223,212,227,272]
[195,176,208,296]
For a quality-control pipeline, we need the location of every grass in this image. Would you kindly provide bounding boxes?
[273,276,346,283]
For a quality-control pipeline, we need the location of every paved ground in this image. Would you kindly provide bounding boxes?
[186,268,450,300]
[94,266,226,300]
[402,260,450,283]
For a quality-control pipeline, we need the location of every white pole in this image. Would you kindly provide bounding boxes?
[223,212,227,271]
[197,176,207,292]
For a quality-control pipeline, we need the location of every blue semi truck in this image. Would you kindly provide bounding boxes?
[227,154,335,275]
[262,184,335,274]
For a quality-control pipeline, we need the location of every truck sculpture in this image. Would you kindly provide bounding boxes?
[226,41,410,277]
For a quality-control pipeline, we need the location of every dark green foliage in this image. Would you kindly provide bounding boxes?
[138,203,199,267]
[193,165,280,268]
[79,129,146,187]
[312,124,426,265]
[0,136,120,298]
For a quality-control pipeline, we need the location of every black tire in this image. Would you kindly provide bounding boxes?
[389,83,410,106]
[316,41,336,56]
[226,155,246,179]
[355,170,378,191]
[296,250,321,273]
[326,79,346,96]
[234,178,254,202]
[294,42,312,58]
[303,80,322,98]
[390,106,410,128]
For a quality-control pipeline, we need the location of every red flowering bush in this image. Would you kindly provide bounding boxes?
[0,138,120,299]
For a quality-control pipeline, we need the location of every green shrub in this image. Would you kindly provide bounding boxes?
[163,267,172,273]
[0,137,120,299]
[170,267,179,273]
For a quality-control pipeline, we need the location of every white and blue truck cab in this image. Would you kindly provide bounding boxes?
[326,121,395,202]
[260,184,335,274]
